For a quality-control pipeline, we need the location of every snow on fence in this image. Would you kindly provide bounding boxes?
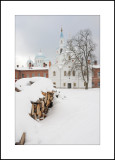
[30,91,54,120]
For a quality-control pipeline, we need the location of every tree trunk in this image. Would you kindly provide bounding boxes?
[85,82,88,89]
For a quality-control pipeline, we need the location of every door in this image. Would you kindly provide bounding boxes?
[68,83,71,88]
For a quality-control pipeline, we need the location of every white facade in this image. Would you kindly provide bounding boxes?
[49,28,92,89]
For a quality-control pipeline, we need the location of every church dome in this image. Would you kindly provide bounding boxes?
[35,51,45,59]
[27,59,33,65]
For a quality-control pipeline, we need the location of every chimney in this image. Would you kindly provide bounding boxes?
[49,61,51,67]
[94,60,97,65]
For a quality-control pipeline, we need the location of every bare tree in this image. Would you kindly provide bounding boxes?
[64,29,96,89]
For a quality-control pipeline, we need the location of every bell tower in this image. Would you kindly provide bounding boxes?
[59,27,64,54]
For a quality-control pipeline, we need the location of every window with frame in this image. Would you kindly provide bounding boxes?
[73,83,76,87]
[32,73,35,77]
[60,48,63,53]
[73,70,75,76]
[44,73,46,77]
[64,71,66,76]
[68,56,71,60]
[53,71,56,76]
[63,83,66,86]
[38,73,40,77]
[27,74,29,78]
[98,72,100,77]
[68,71,71,76]
[22,74,24,78]
[98,82,100,87]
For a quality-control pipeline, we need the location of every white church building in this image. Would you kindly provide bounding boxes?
[49,28,92,89]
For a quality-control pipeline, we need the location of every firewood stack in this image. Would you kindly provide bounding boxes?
[30,91,55,120]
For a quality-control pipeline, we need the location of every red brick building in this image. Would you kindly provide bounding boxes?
[92,61,100,88]
[15,67,49,81]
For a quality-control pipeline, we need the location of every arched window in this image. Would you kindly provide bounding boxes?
[60,48,63,53]
[68,71,71,76]
[53,71,56,76]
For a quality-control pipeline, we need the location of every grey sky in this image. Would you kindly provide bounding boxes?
[16,15,100,66]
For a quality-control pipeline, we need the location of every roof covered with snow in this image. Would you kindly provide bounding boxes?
[92,65,100,69]
[15,66,49,70]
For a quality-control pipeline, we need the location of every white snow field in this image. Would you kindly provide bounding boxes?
[15,77,100,144]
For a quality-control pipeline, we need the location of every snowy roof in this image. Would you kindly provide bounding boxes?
[44,58,49,61]
[92,65,100,69]
[15,66,49,70]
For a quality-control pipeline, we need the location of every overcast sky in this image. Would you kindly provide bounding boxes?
[16,15,100,66]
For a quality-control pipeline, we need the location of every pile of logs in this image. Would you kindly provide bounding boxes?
[30,91,54,120]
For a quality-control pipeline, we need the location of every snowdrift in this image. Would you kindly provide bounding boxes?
[15,77,56,143]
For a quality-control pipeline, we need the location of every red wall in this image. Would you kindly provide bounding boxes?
[92,68,100,88]
[15,69,48,81]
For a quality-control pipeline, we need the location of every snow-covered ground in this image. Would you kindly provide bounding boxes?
[15,78,100,145]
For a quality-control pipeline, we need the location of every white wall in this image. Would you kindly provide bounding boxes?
[49,63,92,89]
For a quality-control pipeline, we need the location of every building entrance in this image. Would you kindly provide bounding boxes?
[68,83,71,88]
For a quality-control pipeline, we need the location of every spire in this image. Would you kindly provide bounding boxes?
[61,27,63,32]
[60,27,63,38]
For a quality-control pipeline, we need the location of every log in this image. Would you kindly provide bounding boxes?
[31,104,34,115]
[20,132,25,145]
[34,113,37,120]
[37,104,40,115]
[15,87,21,92]
[41,101,45,112]
[42,92,46,96]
